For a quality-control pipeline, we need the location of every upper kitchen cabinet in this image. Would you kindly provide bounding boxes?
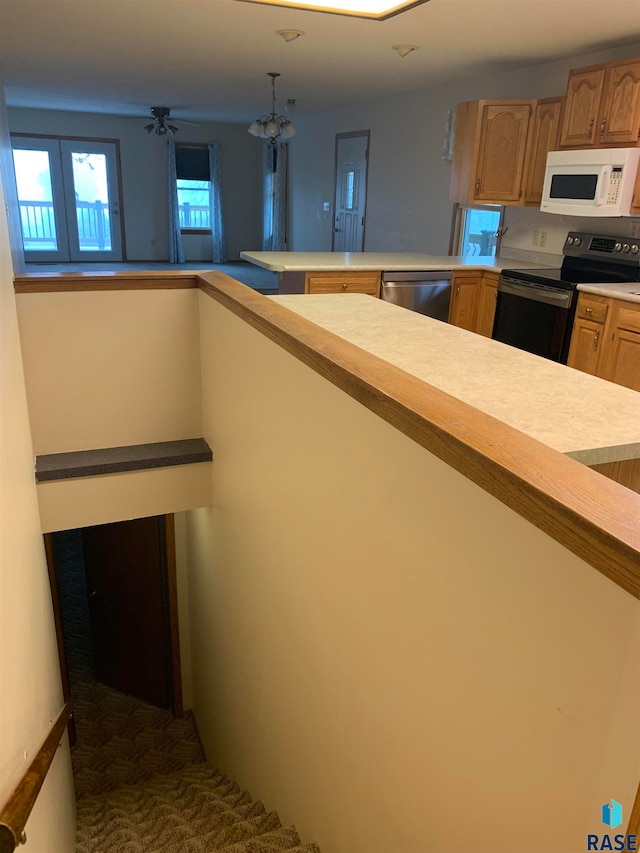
[450,99,536,206]
[559,57,640,148]
[559,66,606,147]
[523,97,564,205]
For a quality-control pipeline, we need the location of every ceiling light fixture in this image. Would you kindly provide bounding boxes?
[236,0,429,21]
[392,44,419,57]
[144,106,179,136]
[248,73,296,145]
[276,28,304,41]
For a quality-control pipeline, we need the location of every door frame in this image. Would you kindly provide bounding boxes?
[11,132,127,263]
[331,130,370,252]
[44,512,183,718]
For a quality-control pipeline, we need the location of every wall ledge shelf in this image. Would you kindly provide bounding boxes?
[35,438,212,483]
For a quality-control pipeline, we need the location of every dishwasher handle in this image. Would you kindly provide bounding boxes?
[381,270,452,283]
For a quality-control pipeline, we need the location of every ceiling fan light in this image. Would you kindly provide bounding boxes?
[168,124,179,135]
[248,120,263,137]
[265,119,280,137]
[144,123,155,134]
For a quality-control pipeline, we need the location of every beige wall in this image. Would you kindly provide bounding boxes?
[185,292,639,853]
[37,463,213,534]
[288,41,640,257]
[0,85,76,848]
[16,288,202,454]
[7,107,262,261]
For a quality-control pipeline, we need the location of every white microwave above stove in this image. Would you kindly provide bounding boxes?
[540,148,640,216]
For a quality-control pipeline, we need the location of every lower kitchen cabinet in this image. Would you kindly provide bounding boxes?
[567,293,609,376]
[600,304,640,392]
[305,271,381,296]
[475,272,499,337]
[568,293,640,392]
[449,272,499,336]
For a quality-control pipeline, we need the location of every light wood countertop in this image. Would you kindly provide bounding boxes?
[272,293,640,467]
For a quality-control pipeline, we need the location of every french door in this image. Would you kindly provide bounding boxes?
[12,136,123,263]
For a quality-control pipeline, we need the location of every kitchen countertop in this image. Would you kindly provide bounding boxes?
[271,293,640,466]
[577,282,640,304]
[241,251,549,273]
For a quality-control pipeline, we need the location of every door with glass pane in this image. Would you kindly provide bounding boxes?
[332,131,369,252]
[12,136,123,263]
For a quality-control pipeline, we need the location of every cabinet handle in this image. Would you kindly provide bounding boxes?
[455,285,460,299]
[342,283,348,290]
[593,329,600,351]
[588,117,594,136]
[600,117,607,140]
[585,307,592,314]
[475,179,480,194]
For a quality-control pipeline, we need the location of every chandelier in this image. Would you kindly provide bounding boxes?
[248,73,296,145]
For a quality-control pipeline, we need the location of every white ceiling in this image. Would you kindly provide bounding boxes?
[1,0,639,124]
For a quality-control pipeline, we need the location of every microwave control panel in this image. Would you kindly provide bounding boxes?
[606,167,623,205]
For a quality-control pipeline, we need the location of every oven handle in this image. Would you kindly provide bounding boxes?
[498,278,573,309]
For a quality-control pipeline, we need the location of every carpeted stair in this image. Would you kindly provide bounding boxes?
[74,683,321,852]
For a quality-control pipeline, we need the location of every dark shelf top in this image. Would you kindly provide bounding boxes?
[35,438,213,482]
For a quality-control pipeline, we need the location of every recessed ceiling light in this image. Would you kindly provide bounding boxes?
[236,0,429,21]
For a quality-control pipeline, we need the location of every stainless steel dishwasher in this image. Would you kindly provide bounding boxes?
[381,270,452,322]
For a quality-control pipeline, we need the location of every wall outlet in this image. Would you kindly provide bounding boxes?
[532,230,540,246]
[629,220,640,239]
[539,230,547,248]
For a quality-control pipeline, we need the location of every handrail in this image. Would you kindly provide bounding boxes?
[0,701,72,853]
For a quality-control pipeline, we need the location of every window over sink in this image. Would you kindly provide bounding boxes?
[452,204,504,258]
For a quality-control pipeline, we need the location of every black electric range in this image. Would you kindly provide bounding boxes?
[493,231,640,363]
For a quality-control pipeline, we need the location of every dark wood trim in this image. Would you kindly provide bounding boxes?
[14,273,200,293]
[197,271,640,599]
[164,514,184,718]
[113,139,128,261]
[181,229,212,235]
[0,701,72,853]
[628,781,640,835]
[43,536,76,748]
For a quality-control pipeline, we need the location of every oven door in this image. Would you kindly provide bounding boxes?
[492,278,575,363]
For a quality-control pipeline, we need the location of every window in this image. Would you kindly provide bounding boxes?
[175,146,211,232]
[453,204,504,258]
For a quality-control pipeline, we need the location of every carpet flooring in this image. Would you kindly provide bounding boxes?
[73,681,320,852]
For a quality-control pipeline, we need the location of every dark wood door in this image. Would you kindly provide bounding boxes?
[82,516,170,708]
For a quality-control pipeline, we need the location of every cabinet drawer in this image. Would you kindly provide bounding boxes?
[576,295,608,324]
[616,305,640,333]
[305,272,380,296]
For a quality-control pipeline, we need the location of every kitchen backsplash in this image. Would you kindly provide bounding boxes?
[501,205,640,258]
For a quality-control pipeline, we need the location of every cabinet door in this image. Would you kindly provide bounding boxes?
[567,318,604,376]
[523,97,564,206]
[449,275,480,331]
[476,275,498,337]
[599,60,640,146]
[559,67,606,147]
[305,271,380,296]
[473,103,533,203]
[601,305,640,392]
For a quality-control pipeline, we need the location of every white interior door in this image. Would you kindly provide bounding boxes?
[332,132,369,252]
[12,136,123,263]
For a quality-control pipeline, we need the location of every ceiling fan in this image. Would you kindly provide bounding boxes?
[142,106,199,136]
